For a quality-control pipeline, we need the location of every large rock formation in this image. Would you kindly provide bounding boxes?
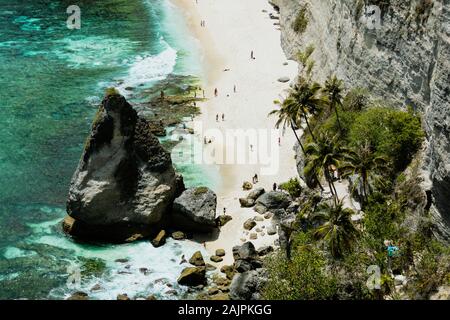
[273,0,450,241]
[172,187,218,233]
[64,93,184,242]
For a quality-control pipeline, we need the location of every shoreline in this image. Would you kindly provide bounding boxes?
[173,0,299,267]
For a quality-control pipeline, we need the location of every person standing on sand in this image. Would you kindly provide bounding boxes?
[273,183,277,191]
[214,88,218,97]
[216,114,219,122]
[251,50,255,59]
[222,113,225,121]
[233,85,236,93]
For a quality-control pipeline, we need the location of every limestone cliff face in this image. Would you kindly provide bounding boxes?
[64,94,184,242]
[273,0,450,240]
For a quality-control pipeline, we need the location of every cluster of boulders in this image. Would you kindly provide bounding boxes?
[228,242,273,300]
[176,249,230,300]
[176,241,276,301]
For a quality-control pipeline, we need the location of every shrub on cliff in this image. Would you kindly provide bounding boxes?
[292,5,309,34]
[263,233,338,300]
[279,178,302,198]
[348,107,424,172]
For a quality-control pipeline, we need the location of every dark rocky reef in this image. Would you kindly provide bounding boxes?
[64,93,185,242]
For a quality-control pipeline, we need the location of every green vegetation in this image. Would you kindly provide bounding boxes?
[78,257,107,278]
[194,186,209,195]
[292,5,309,34]
[105,87,120,96]
[304,133,346,201]
[263,233,338,300]
[266,72,448,300]
[280,178,302,198]
[312,200,359,259]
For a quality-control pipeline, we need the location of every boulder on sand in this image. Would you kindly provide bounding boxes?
[172,187,218,233]
[242,181,253,190]
[215,249,226,257]
[216,215,233,227]
[239,198,255,208]
[247,188,265,200]
[232,242,258,261]
[210,255,223,263]
[64,93,184,242]
[277,76,290,83]
[243,219,256,231]
[256,191,290,210]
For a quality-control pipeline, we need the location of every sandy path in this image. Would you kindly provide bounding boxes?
[173,0,299,267]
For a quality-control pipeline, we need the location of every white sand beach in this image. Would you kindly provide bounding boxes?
[173,0,300,266]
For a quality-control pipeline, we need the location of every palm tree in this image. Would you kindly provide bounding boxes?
[311,200,358,259]
[269,96,305,154]
[290,80,326,142]
[304,133,346,202]
[323,75,345,132]
[340,141,388,205]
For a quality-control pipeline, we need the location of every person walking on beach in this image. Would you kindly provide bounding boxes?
[278,137,281,146]
[223,207,227,215]
[273,183,277,191]
[222,113,225,121]
[216,114,219,122]
[233,85,236,93]
[251,50,255,60]
[214,88,218,97]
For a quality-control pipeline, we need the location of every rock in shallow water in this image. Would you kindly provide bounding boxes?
[177,267,206,286]
[64,93,184,242]
[189,251,205,267]
[151,230,167,248]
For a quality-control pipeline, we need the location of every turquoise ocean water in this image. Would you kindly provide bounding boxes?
[0,0,218,299]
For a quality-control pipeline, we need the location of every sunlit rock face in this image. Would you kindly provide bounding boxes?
[274,0,450,240]
[65,93,183,242]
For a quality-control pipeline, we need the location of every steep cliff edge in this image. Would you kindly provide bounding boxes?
[273,0,450,241]
[64,93,184,242]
